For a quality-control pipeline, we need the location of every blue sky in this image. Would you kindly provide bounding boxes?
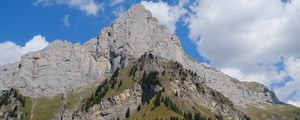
[0,0,205,63]
[0,0,205,65]
[1,0,300,107]
[0,0,122,45]
[0,0,179,44]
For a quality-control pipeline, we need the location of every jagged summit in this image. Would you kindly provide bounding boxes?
[1,4,300,120]
[0,4,279,105]
[84,4,184,69]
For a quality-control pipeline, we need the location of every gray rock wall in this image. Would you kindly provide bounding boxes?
[0,4,279,105]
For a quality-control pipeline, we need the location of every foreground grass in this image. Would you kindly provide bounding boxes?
[31,95,63,120]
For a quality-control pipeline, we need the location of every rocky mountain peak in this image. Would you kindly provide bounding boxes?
[1,4,300,120]
[0,4,280,106]
[83,4,185,72]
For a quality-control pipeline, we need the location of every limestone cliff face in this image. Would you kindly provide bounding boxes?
[0,4,279,106]
[83,4,185,71]
[83,4,280,105]
[0,40,111,97]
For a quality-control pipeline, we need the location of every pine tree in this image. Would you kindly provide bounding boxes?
[137,104,141,111]
[154,91,162,107]
[125,107,130,118]
[194,112,203,120]
[111,67,119,89]
[184,111,193,120]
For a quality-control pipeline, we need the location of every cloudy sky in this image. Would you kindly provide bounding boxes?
[1,0,299,107]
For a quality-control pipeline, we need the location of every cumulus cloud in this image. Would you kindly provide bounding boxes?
[0,35,49,66]
[221,67,288,86]
[221,68,270,85]
[34,0,103,16]
[141,1,187,33]
[274,57,300,106]
[187,0,300,70]
[63,14,70,27]
[287,100,300,107]
[110,0,125,6]
[185,0,300,106]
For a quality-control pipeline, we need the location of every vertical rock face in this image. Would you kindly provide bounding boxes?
[84,5,185,71]
[0,40,111,97]
[84,4,280,105]
[0,4,279,105]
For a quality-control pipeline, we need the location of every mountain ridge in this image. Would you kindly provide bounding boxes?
[0,4,278,105]
[1,53,299,120]
[0,4,299,120]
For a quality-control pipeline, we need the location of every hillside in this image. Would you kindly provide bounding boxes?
[1,53,300,120]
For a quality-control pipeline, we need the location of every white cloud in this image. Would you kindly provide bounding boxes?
[63,14,70,27]
[221,68,269,84]
[287,100,300,107]
[187,0,300,70]
[221,67,288,89]
[0,42,23,66]
[34,0,53,6]
[274,57,300,104]
[112,6,125,17]
[141,1,187,33]
[0,35,49,66]
[34,0,103,16]
[186,0,300,106]
[110,0,125,6]
[284,57,300,81]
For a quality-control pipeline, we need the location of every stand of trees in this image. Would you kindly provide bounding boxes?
[141,71,161,104]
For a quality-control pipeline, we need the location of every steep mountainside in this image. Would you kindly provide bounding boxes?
[0,4,300,120]
[63,53,249,120]
[1,54,300,120]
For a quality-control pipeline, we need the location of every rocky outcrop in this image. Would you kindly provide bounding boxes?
[135,55,249,119]
[84,4,280,105]
[0,40,111,97]
[88,84,141,120]
[0,89,26,120]
[0,4,280,106]
[60,54,250,120]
